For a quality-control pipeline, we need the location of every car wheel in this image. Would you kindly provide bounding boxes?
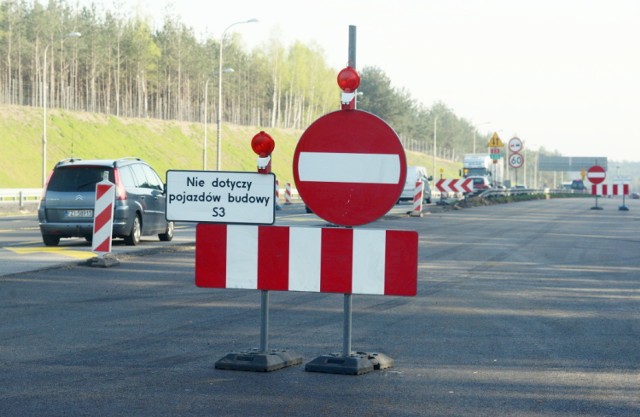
[159,221,174,242]
[42,234,60,247]
[124,215,141,246]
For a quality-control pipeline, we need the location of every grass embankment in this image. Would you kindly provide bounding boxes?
[0,104,461,188]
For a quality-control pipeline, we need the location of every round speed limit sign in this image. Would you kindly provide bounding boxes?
[509,153,524,168]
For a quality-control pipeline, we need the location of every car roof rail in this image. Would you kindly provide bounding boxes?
[55,157,82,167]
[113,157,142,167]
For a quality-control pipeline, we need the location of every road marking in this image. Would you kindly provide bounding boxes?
[5,247,96,260]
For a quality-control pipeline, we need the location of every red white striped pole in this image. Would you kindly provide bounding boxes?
[274,179,282,210]
[410,181,423,217]
[285,182,293,205]
[92,178,115,256]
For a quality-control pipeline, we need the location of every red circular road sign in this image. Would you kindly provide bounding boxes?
[587,165,606,184]
[293,110,407,226]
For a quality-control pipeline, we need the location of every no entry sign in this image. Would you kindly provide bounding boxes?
[587,165,606,185]
[293,110,407,226]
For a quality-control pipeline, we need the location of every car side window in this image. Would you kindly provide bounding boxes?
[130,164,150,189]
[118,166,137,188]
[141,165,164,191]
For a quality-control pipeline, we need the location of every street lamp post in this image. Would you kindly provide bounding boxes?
[473,121,491,154]
[42,31,81,188]
[216,18,258,171]
[203,78,210,170]
[432,116,438,181]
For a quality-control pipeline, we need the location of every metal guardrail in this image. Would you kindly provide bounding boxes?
[476,187,588,199]
[0,188,42,210]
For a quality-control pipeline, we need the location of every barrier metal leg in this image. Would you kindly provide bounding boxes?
[305,294,395,375]
[343,294,352,357]
[619,194,629,211]
[215,290,303,372]
[591,195,603,210]
[260,290,269,353]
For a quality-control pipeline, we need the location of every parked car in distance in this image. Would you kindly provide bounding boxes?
[467,176,491,191]
[399,166,432,204]
[38,157,174,247]
[570,179,587,191]
[631,192,640,199]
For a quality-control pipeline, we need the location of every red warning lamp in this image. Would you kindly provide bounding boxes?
[251,131,275,157]
[337,66,360,92]
[251,131,275,174]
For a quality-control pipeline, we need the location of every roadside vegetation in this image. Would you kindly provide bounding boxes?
[0,104,462,188]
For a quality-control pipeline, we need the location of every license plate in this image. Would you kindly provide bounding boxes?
[65,209,93,218]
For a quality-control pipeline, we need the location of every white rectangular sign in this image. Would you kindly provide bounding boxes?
[166,170,275,225]
[297,152,401,184]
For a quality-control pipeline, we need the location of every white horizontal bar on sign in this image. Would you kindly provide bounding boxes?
[298,152,401,184]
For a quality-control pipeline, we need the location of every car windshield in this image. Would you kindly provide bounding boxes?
[47,166,114,192]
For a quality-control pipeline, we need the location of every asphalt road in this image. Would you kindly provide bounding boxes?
[1,198,639,416]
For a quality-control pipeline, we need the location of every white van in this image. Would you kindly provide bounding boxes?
[399,166,432,203]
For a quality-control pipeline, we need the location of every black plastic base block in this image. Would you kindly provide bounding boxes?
[305,352,394,375]
[85,255,120,268]
[619,205,629,211]
[215,349,303,372]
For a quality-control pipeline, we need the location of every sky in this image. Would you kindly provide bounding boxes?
[90,0,640,163]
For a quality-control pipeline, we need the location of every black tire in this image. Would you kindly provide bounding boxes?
[42,234,60,247]
[159,221,174,242]
[124,215,141,246]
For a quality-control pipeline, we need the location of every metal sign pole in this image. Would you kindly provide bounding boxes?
[343,294,352,357]
[342,24,356,359]
[260,290,269,353]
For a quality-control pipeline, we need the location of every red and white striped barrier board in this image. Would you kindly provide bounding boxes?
[412,181,423,215]
[613,183,630,196]
[196,224,418,296]
[591,184,607,195]
[92,179,115,254]
[436,178,473,193]
[593,183,630,196]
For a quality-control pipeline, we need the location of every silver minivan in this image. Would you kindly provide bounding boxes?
[38,157,174,246]
[399,166,432,204]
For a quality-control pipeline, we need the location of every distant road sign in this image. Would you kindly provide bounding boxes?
[293,110,407,226]
[487,132,504,147]
[508,137,523,153]
[509,153,524,168]
[586,165,606,185]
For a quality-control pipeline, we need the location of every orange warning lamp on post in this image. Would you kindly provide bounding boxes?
[251,131,275,174]
[337,66,360,110]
